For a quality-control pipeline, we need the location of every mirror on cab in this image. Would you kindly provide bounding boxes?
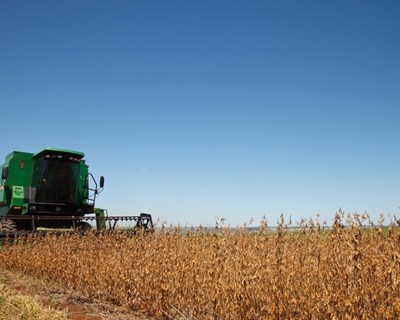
[99,176,105,188]
[1,167,8,180]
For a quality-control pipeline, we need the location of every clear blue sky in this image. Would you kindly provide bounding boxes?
[1,1,399,226]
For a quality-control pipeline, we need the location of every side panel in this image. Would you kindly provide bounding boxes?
[0,151,34,216]
[78,160,89,205]
[4,152,33,187]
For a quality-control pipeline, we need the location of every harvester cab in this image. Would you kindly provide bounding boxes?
[0,148,152,234]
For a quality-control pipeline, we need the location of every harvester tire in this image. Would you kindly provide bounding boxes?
[76,221,92,231]
[0,219,17,233]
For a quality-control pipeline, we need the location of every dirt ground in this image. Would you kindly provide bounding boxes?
[0,269,150,320]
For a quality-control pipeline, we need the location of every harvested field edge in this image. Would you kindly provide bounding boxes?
[0,273,68,320]
[0,269,149,320]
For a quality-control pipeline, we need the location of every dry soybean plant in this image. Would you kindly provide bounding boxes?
[1,212,400,319]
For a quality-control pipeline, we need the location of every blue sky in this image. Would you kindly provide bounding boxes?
[1,1,399,226]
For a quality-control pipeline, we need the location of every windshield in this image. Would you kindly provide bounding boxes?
[35,159,79,204]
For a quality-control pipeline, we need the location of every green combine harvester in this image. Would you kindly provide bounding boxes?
[0,147,152,234]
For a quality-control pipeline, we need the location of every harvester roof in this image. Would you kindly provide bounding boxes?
[33,147,85,159]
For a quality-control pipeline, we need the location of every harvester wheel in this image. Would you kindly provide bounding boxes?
[76,221,92,231]
[0,219,17,233]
